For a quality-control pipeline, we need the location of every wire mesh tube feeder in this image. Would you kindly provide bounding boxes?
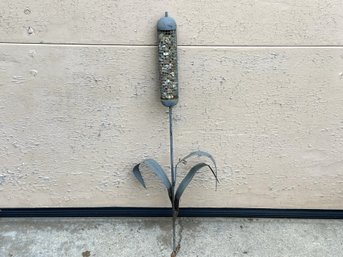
[132,12,219,257]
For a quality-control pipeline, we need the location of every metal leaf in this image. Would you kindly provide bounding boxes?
[174,162,219,210]
[176,150,217,173]
[132,159,173,203]
[133,164,147,189]
[176,150,218,190]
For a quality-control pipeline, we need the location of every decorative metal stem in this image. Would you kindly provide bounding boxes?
[169,106,176,251]
[169,107,176,186]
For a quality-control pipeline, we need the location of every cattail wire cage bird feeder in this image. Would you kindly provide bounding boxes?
[158,12,179,107]
[133,12,219,257]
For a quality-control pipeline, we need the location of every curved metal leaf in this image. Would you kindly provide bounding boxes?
[176,150,218,190]
[174,162,219,210]
[176,150,217,173]
[132,159,173,203]
[133,164,147,188]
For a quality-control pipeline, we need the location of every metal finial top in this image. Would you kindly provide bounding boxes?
[157,11,176,31]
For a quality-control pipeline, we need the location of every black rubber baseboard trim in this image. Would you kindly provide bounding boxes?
[1,207,342,219]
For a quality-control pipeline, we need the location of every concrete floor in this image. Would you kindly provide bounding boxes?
[0,217,342,257]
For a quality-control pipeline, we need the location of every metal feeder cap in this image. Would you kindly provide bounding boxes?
[157,12,176,31]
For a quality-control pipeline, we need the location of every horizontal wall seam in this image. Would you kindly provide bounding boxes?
[1,42,343,48]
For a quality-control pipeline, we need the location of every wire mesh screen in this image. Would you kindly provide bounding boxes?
[158,30,178,105]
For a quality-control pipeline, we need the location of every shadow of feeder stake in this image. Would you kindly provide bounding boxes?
[132,12,219,257]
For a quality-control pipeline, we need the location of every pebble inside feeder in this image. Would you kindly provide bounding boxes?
[132,12,218,257]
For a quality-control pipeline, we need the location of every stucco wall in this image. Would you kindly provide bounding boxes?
[0,0,342,208]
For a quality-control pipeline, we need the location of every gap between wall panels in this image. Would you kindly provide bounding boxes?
[1,42,343,48]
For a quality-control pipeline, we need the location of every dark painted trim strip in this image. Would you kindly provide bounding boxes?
[0,207,342,219]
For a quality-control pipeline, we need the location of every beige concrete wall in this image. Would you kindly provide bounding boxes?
[0,0,342,208]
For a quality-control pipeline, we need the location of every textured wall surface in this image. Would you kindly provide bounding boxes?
[0,0,342,208]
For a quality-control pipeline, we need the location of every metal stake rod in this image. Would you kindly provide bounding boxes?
[169,107,176,251]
